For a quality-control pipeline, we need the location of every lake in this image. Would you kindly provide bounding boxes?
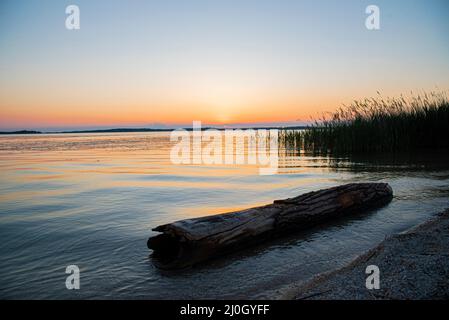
[0,132,448,299]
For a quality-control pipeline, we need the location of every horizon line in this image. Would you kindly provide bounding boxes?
[0,121,310,133]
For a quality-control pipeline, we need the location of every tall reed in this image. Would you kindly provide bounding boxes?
[280,91,449,154]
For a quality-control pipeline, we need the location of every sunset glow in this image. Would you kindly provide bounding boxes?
[1,0,449,130]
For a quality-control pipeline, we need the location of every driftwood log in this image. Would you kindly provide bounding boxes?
[148,183,393,269]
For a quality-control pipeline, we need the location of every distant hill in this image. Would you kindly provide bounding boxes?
[0,130,42,135]
[0,126,308,135]
[61,128,171,133]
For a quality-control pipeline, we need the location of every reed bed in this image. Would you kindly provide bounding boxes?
[280,91,449,154]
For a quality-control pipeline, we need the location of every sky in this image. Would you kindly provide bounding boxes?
[0,0,448,131]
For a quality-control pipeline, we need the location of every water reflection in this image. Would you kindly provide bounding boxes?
[0,132,448,299]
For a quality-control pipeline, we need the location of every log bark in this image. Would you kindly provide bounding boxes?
[148,183,393,269]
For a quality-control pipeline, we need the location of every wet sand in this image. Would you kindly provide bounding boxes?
[278,208,449,300]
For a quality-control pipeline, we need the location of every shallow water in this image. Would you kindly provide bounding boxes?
[0,132,448,299]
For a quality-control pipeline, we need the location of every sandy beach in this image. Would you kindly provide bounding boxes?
[277,208,449,300]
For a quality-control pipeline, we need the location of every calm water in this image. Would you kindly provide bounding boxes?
[0,132,448,299]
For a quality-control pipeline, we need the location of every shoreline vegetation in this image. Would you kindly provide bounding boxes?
[280,91,449,154]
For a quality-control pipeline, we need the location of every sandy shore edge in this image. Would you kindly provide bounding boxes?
[275,208,449,300]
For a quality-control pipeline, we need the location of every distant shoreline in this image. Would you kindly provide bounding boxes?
[0,126,308,135]
[0,130,43,135]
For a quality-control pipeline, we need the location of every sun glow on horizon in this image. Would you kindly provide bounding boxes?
[1,0,449,130]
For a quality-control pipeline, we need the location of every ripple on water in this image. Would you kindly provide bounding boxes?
[1,133,449,298]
